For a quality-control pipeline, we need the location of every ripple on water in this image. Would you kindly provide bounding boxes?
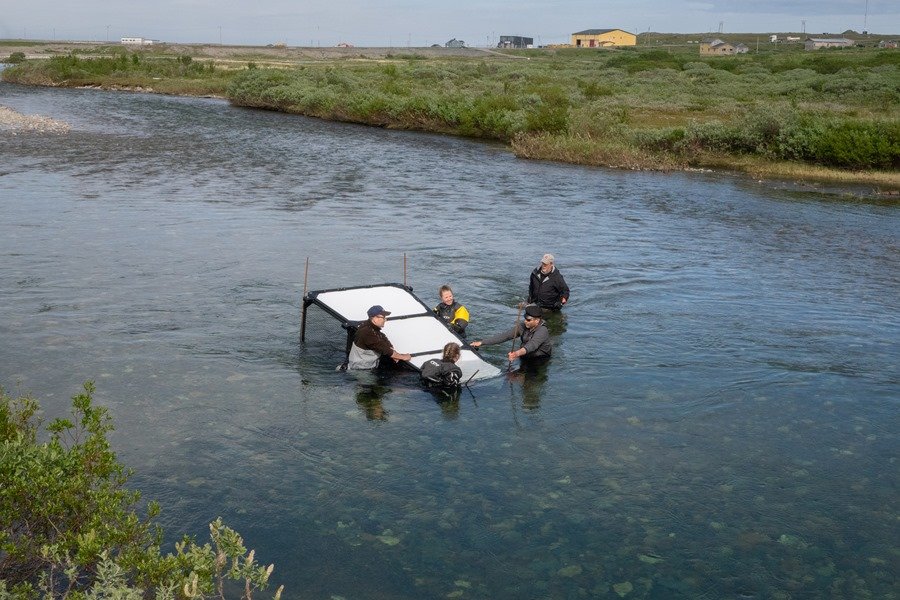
[0,84,897,599]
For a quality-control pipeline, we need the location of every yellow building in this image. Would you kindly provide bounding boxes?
[570,29,636,48]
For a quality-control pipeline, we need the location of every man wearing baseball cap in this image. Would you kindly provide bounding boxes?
[471,304,552,362]
[527,253,569,310]
[347,305,412,370]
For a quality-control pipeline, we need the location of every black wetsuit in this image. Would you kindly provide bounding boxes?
[420,359,462,387]
[433,301,469,337]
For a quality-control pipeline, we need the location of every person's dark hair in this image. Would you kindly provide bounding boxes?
[442,342,461,362]
[438,284,453,296]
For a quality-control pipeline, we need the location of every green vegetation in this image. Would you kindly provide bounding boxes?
[223,48,899,177]
[4,53,231,96]
[5,52,25,64]
[0,383,282,599]
[3,45,898,186]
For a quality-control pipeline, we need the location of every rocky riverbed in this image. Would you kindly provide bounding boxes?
[0,105,70,133]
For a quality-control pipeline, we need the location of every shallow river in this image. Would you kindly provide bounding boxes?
[1,83,897,599]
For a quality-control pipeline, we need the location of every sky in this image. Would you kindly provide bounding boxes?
[3,1,899,47]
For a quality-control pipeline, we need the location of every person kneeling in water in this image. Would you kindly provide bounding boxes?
[420,342,463,387]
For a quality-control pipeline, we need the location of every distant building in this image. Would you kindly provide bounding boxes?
[878,40,898,49]
[804,37,854,50]
[699,38,748,55]
[336,42,354,48]
[570,29,636,48]
[770,34,778,43]
[497,35,533,49]
[121,37,154,46]
[786,36,801,42]
[445,38,466,48]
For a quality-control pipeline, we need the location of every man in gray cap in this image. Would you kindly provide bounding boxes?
[528,253,569,310]
[471,304,552,361]
[348,305,412,370]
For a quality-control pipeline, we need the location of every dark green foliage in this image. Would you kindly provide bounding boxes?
[605,49,686,73]
[634,111,900,170]
[6,52,25,64]
[577,79,616,100]
[523,86,570,134]
[809,121,900,169]
[0,384,282,599]
[0,381,153,591]
[31,53,216,80]
[457,93,519,137]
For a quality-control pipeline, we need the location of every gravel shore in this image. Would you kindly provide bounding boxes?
[0,105,70,134]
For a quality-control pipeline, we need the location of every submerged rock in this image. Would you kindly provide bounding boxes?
[613,581,633,597]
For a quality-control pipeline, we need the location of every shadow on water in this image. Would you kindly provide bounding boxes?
[505,357,551,412]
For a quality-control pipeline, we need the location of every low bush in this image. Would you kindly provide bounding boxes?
[0,383,282,599]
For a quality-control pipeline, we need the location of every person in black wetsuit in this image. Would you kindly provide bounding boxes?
[420,342,463,388]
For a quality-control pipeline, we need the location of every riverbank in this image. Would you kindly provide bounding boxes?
[3,42,898,191]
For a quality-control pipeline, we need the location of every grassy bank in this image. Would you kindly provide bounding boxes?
[4,45,899,189]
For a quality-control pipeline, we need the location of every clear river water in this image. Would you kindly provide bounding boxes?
[1,82,897,599]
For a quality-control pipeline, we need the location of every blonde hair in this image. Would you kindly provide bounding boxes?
[442,342,461,362]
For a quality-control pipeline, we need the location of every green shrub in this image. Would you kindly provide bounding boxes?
[523,86,569,134]
[0,383,283,599]
[6,52,25,64]
[811,121,900,169]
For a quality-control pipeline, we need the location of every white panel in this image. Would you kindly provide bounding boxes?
[382,316,459,354]
[309,284,501,381]
[316,286,428,321]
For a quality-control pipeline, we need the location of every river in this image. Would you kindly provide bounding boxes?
[1,83,897,599]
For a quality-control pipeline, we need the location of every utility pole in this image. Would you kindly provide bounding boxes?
[218,26,222,45]
[802,20,806,35]
[864,0,869,33]
[106,25,109,42]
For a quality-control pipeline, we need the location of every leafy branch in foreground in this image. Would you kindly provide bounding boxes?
[0,382,282,600]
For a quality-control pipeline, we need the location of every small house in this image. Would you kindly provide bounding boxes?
[570,29,636,48]
[445,38,466,48]
[699,39,748,55]
[804,37,854,50]
[120,37,154,46]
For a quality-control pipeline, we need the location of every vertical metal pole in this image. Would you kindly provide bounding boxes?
[303,257,309,298]
[300,257,310,342]
[403,253,407,288]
